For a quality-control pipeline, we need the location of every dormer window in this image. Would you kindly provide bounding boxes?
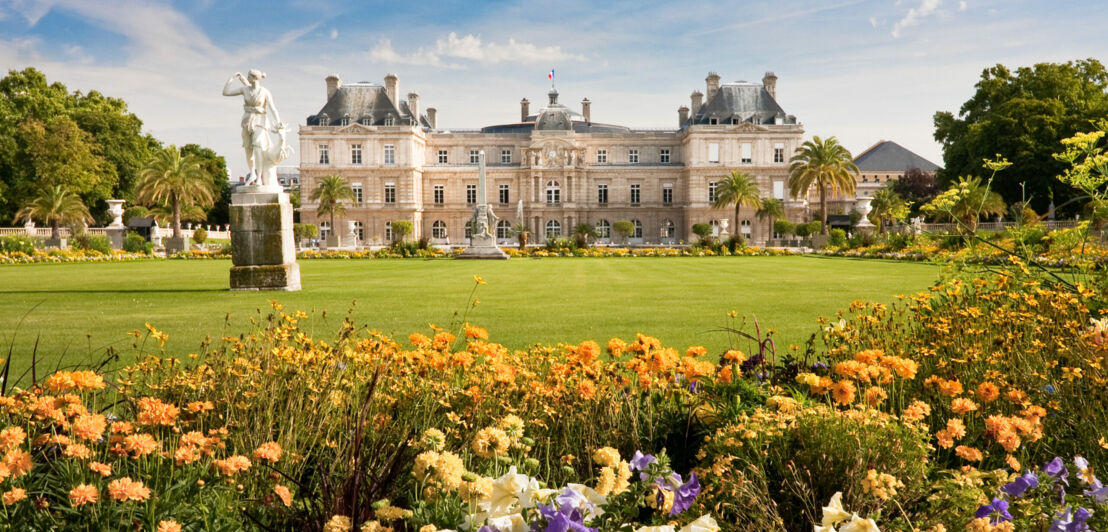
[360,116,371,126]
[384,116,394,126]
[708,117,718,125]
[340,115,350,126]
[318,114,329,126]
[731,118,739,125]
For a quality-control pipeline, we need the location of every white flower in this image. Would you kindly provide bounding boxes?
[487,467,529,516]
[634,526,676,532]
[821,492,852,527]
[838,514,880,532]
[813,526,836,532]
[679,515,720,532]
[564,483,607,520]
[485,513,527,532]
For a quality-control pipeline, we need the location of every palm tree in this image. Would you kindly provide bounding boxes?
[14,185,92,240]
[868,188,908,233]
[136,145,214,239]
[788,136,859,235]
[756,198,785,242]
[712,171,762,233]
[572,223,597,248]
[309,175,355,237]
[930,176,1007,232]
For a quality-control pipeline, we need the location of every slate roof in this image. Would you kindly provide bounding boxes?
[688,83,797,125]
[853,140,941,172]
[306,83,431,128]
[481,88,632,133]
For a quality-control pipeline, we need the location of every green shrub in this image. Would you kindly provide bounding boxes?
[294,223,319,242]
[0,235,36,254]
[1007,224,1046,252]
[828,228,847,247]
[794,223,811,238]
[123,232,149,254]
[725,234,744,252]
[613,220,635,242]
[883,232,914,251]
[806,221,823,235]
[391,220,413,242]
[191,227,208,244]
[1046,223,1089,254]
[392,239,420,256]
[773,220,795,237]
[691,223,713,240]
[72,233,112,254]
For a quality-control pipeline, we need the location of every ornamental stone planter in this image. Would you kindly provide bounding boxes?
[810,234,829,249]
[164,236,189,255]
[44,237,66,250]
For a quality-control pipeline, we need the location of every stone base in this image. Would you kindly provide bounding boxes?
[457,235,509,259]
[230,263,301,291]
[325,234,341,249]
[810,234,829,249]
[44,237,66,250]
[106,227,125,251]
[165,236,189,255]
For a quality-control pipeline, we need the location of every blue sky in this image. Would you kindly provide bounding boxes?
[2,0,1106,178]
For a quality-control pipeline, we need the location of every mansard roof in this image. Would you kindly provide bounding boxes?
[853,140,941,172]
[306,83,430,128]
[688,83,796,125]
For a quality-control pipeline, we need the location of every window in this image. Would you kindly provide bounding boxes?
[353,221,363,241]
[432,220,447,239]
[708,117,719,125]
[360,117,371,126]
[595,220,610,239]
[862,176,868,183]
[434,184,444,205]
[731,117,739,125]
[466,184,477,205]
[384,182,396,204]
[629,149,639,164]
[661,219,675,238]
[319,115,329,126]
[773,143,785,163]
[708,181,718,203]
[438,150,448,164]
[501,149,512,164]
[340,116,350,127]
[470,150,480,164]
[545,220,562,238]
[320,221,331,239]
[741,220,752,236]
[351,144,362,165]
[708,143,719,163]
[660,148,670,164]
[318,144,330,165]
[352,183,363,204]
[663,183,673,205]
[773,181,785,200]
[499,184,509,204]
[384,221,392,241]
[497,220,512,239]
[597,149,607,164]
[545,180,561,204]
[384,117,394,126]
[631,220,643,238]
[597,184,608,205]
[630,184,641,205]
[384,145,396,165]
[741,143,752,164]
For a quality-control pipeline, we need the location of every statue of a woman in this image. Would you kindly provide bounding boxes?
[223,69,281,185]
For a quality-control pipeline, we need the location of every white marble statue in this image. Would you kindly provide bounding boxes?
[223,69,282,186]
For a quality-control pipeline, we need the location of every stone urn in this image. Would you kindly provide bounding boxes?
[855,196,875,232]
[107,200,126,228]
[345,220,358,247]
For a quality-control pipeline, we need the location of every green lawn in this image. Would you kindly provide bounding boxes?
[0,256,939,381]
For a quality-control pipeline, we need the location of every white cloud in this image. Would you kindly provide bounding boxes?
[330,28,338,39]
[959,1,967,11]
[370,32,587,67]
[868,16,882,28]
[8,0,55,25]
[891,0,943,38]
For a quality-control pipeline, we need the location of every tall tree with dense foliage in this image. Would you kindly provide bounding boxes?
[179,144,231,225]
[712,171,762,230]
[16,115,108,200]
[891,168,939,217]
[14,185,93,240]
[755,198,785,240]
[867,187,910,233]
[788,136,859,235]
[933,59,1108,214]
[310,175,355,235]
[135,146,214,240]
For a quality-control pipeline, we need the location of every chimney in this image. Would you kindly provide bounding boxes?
[407,92,420,125]
[763,71,778,100]
[325,74,341,100]
[690,91,703,117]
[384,73,399,106]
[581,98,591,123]
[520,98,530,121]
[426,107,437,129]
[678,105,689,127]
[705,72,721,102]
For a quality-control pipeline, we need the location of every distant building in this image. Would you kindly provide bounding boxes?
[275,166,300,190]
[853,140,941,198]
[298,71,814,246]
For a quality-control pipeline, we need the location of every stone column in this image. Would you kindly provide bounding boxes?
[229,185,301,291]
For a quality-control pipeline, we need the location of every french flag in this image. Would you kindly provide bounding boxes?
[548,69,554,81]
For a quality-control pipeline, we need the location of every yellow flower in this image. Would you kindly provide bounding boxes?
[472,427,510,459]
[156,521,182,532]
[323,515,353,532]
[68,484,99,507]
[420,428,446,451]
[473,275,487,285]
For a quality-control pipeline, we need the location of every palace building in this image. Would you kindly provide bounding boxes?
[297,71,813,246]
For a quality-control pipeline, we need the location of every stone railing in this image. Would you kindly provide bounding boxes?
[0,227,231,240]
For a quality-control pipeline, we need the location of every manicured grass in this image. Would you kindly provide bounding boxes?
[0,256,939,381]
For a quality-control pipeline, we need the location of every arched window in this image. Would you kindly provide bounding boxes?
[545,180,561,204]
[741,219,752,235]
[354,221,364,241]
[318,114,329,126]
[320,221,331,239]
[496,220,512,239]
[384,221,393,241]
[631,220,643,239]
[465,221,473,239]
[546,220,562,238]
[595,219,611,239]
[432,220,447,239]
[661,219,675,238]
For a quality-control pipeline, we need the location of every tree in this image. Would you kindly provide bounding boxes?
[921,175,1007,231]
[691,222,713,243]
[712,171,762,231]
[16,116,108,204]
[135,145,214,240]
[892,168,939,217]
[788,136,859,235]
[613,220,635,244]
[934,60,1108,215]
[868,187,911,233]
[179,144,230,225]
[14,185,92,240]
[391,220,413,242]
[756,198,785,241]
[572,223,597,248]
[310,175,355,236]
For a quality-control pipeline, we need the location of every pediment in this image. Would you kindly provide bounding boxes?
[336,123,376,133]
[733,122,768,133]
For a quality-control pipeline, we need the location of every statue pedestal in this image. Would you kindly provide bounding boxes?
[106,226,125,251]
[165,236,190,255]
[229,186,301,291]
[457,232,509,259]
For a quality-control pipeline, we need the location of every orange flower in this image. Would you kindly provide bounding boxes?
[1006,389,1028,404]
[136,397,180,426]
[946,418,967,439]
[123,434,160,457]
[576,379,597,400]
[3,450,32,478]
[72,414,107,441]
[156,520,182,532]
[864,386,888,407]
[951,398,978,415]
[0,426,26,453]
[902,400,932,423]
[68,484,98,507]
[2,487,27,505]
[108,477,150,502]
[722,350,748,364]
[63,443,91,460]
[976,382,1000,402]
[175,447,198,465]
[686,346,708,357]
[1006,455,1021,471]
[88,461,112,477]
[110,421,134,435]
[955,445,983,462]
[274,484,293,507]
[831,380,856,406]
[186,401,214,414]
[212,455,252,476]
[935,430,955,449]
[939,379,964,397]
[464,324,489,340]
[855,349,883,364]
[253,442,283,463]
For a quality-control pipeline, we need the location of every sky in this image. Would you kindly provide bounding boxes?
[1,0,1106,179]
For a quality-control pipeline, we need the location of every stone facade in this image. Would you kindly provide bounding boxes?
[298,72,812,246]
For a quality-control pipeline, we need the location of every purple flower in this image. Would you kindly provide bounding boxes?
[669,472,701,516]
[1000,471,1040,498]
[1043,457,1070,486]
[975,498,1013,525]
[1084,480,1108,504]
[629,451,656,472]
[811,361,829,371]
[535,499,597,532]
[1050,506,1093,532]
